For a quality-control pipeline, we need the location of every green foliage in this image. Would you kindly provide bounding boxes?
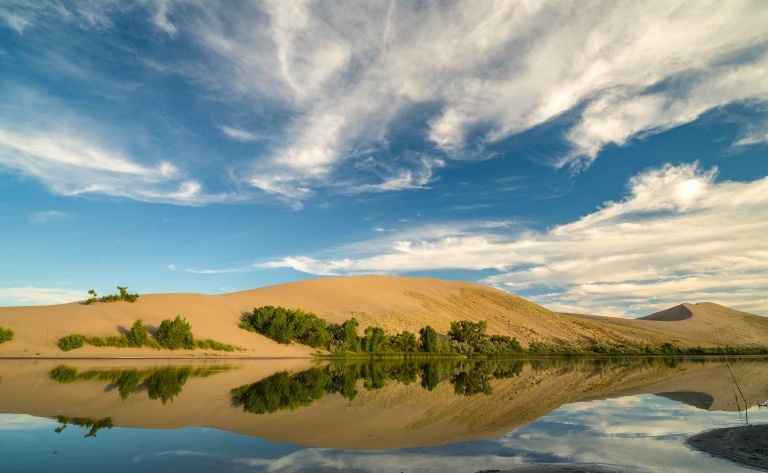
[196,339,238,352]
[156,315,195,350]
[49,365,78,383]
[341,318,360,351]
[419,325,439,353]
[49,366,232,402]
[232,369,330,414]
[85,289,98,305]
[242,306,332,348]
[57,334,86,351]
[126,319,149,347]
[55,416,113,438]
[448,320,489,345]
[146,367,192,404]
[361,326,387,352]
[101,286,139,303]
[0,326,13,344]
[388,331,419,352]
[420,363,441,390]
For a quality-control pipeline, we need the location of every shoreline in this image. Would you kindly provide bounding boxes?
[687,424,768,472]
[3,353,768,361]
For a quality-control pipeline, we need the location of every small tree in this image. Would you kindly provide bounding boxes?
[85,290,98,305]
[361,326,386,352]
[419,325,439,352]
[156,316,195,350]
[126,319,149,347]
[341,318,360,352]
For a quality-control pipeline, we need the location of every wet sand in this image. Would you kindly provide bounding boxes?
[687,423,768,471]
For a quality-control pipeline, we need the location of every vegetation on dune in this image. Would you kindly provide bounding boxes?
[239,304,768,357]
[156,315,196,350]
[49,365,232,403]
[85,286,139,305]
[57,334,86,351]
[0,326,13,344]
[56,316,242,352]
[240,306,524,356]
[55,416,113,438]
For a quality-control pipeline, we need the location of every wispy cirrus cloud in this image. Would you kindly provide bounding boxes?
[264,163,768,316]
[4,1,767,206]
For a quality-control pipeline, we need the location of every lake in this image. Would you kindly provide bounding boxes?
[0,357,766,472]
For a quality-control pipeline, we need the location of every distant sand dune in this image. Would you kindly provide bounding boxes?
[1,276,766,358]
[639,304,693,321]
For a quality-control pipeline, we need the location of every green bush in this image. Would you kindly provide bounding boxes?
[243,306,333,349]
[0,326,14,344]
[57,334,86,351]
[156,315,195,350]
[126,319,149,347]
[448,320,489,345]
[86,336,108,347]
[196,339,237,352]
[101,286,139,303]
[49,365,79,383]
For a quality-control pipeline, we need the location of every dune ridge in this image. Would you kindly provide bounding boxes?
[0,276,766,358]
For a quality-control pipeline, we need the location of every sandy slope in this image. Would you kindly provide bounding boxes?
[0,276,766,358]
[0,358,765,449]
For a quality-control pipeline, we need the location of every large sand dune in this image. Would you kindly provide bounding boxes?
[0,276,766,358]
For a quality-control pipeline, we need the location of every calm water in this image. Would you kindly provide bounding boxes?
[1,357,767,472]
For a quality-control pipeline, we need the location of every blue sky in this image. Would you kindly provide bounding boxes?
[1,1,767,317]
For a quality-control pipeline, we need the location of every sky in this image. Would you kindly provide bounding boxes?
[0,0,767,317]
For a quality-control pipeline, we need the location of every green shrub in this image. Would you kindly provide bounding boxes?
[50,365,79,383]
[196,339,236,352]
[86,336,108,347]
[57,334,86,351]
[126,319,149,347]
[85,289,98,305]
[0,326,14,344]
[243,306,333,349]
[101,286,139,303]
[156,315,195,350]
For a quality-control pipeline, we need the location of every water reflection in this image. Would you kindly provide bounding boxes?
[0,357,766,452]
[49,365,233,403]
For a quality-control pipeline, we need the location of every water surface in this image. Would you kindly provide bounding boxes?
[1,357,767,472]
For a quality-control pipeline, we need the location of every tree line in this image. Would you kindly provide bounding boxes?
[239,305,524,356]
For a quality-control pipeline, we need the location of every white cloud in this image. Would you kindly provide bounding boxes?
[0,127,247,206]
[220,126,264,143]
[175,0,768,193]
[29,210,67,224]
[264,163,768,316]
[4,1,768,203]
[0,286,83,306]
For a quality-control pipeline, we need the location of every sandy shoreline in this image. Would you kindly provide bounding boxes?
[687,424,768,471]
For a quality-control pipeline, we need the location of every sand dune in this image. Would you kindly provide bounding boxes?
[640,304,693,321]
[0,276,766,358]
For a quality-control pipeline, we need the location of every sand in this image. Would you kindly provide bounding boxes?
[1,276,767,359]
[687,424,768,471]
